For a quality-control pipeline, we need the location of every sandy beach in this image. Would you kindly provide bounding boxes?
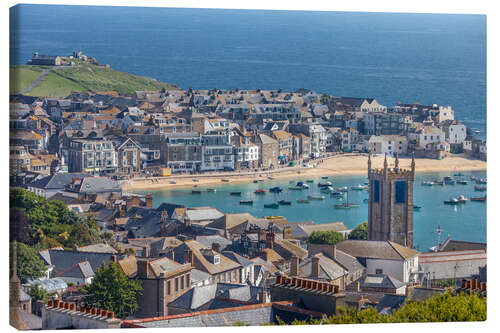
[121,154,486,192]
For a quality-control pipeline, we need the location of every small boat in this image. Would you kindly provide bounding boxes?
[207,188,216,192]
[321,176,329,179]
[264,203,279,209]
[457,195,468,203]
[470,195,486,202]
[269,186,283,193]
[334,203,360,209]
[191,190,202,194]
[278,200,292,205]
[320,186,335,193]
[268,176,275,180]
[444,198,460,205]
[474,186,487,192]
[296,181,309,189]
[336,186,348,192]
[470,175,478,181]
[308,195,325,200]
[454,172,465,177]
[296,198,310,203]
[170,181,177,184]
[432,180,444,186]
[363,198,369,203]
[444,176,455,185]
[288,186,304,190]
[456,180,468,185]
[254,189,266,195]
[230,192,242,196]
[363,181,369,186]
[413,205,422,211]
[422,181,434,186]
[193,178,199,182]
[239,200,253,205]
[221,179,230,182]
[318,181,333,187]
[476,178,487,185]
[306,180,314,183]
[330,191,344,197]
[253,180,259,183]
[351,184,365,191]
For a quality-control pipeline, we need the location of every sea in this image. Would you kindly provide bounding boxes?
[132,171,487,251]
[10,5,487,248]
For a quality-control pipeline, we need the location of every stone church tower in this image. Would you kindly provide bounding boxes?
[367,153,415,248]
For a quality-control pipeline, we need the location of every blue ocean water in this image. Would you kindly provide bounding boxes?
[10,5,486,137]
[133,171,487,251]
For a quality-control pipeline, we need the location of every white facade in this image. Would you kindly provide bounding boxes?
[409,126,446,149]
[366,256,418,283]
[368,135,408,156]
[201,145,235,171]
[445,123,467,144]
[360,99,387,113]
[236,145,259,164]
[434,105,454,123]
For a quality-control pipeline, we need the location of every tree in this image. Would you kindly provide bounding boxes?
[29,284,50,303]
[10,208,34,244]
[349,222,368,240]
[82,262,142,318]
[307,231,344,246]
[286,292,486,325]
[10,242,46,283]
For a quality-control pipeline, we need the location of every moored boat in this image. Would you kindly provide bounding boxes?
[470,195,486,202]
[255,189,266,194]
[239,200,253,205]
[457,195,468,203]
[230,192,242,196]
[336,186,348,192]
[278,200,292,205]
[476,178,487,185]
[264,203,279,209]
[351,184,365,191]
[330,191,343,197]
[433,180,444,186]
[191,190,202,194]
[413,205,422,211]
[288,186,304,190]
[308,195,325,200]
[296,198,310,203]
[269,186,283,193]
[444,176,456,185]
[306,180,314,183]
[318,181,333,187]
[221,179,230,182]
[321,176,329,179]
[444,198,459,205]
[456,180,468,185]
[334,203,360,209]
[206,188,216,192]
[422,181,433,186]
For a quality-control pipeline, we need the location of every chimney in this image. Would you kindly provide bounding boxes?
[145,194,153,207]
[283,225,291,239]
[290,256,299,276]
[211,242,221,253]
[311,255,320,279]
[183,250,193,265]
[258,229,266,242]
[110,255,118,263]
[333,245,337,260]
[356,281,361,292]
[142,245,150,258]
[137,259,150,278]
[265,231,275,250]
[259,289,268,303]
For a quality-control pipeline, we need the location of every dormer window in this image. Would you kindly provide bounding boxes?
[213,255,220,265]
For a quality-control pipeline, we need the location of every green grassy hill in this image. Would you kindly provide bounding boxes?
[10,61,179,98]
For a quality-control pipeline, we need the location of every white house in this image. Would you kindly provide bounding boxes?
[440,121,467,144]
[408,126,446,150]
[368,135,408,156]
[335,240,419,283]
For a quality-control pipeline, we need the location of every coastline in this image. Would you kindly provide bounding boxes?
[122,154,486,192]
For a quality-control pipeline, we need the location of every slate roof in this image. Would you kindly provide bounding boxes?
[27,172,89,190]
[206,213,257,231]
[191,269,211,284]
[221,251,254,268]
[178,240,242,275]
[196,235,232,251]
[56,261,94,279]
[291,222,349,238]
[274,239,308,260]
[418,250,486,280]
[157,202,185,217]
[10,308,42,330]
[299,253,347,281]
[185,208,224,222]
[332,249,364,273]
[148,257,189,278]
[76,243,118,254]
[118,256,138,278]
[47,192,88,205]
[38,249,125,277]
[335,240,419,260]
[361,274,405,290]
[438,238,486,252]
[78,177,121,194]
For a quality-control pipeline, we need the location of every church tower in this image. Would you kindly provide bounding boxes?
[367,153,415,248]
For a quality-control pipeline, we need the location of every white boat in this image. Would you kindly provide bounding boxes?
[351,184,365,191]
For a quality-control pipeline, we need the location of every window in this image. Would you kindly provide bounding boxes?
[373,180,380,203]
[175,277,179,292]
[186,274,190,287]
[395,181,406,203]
[167,281,171,295]
[180,275,184,289]
[376,269,383,274]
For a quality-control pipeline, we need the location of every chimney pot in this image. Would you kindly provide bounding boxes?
[107,312,115,319]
